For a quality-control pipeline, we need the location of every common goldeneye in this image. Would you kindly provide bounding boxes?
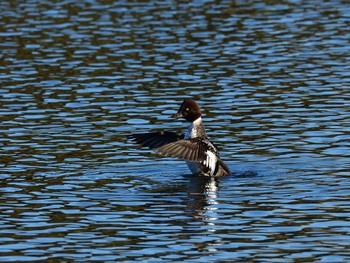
[128,99,231,177]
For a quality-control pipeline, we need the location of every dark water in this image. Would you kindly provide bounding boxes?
[1,0,350,261]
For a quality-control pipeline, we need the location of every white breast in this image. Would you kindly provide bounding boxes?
[185,117,202,139]
[186,161,201,174]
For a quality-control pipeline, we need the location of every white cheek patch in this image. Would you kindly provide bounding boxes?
[203,150,217,176]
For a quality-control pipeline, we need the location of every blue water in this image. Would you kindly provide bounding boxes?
[1,0,350,262]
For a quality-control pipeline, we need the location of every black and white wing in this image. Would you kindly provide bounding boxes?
[129,133,230,176]
[155,138,220,173]
[128,131,184,149]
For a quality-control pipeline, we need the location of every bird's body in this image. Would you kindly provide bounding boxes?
[128,99,230,177]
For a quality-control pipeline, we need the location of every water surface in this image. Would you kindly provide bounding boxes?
[1,0,350,262]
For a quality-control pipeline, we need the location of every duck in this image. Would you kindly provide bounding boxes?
[128,99,231,177]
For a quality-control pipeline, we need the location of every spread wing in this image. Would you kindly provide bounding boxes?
[155,138,212,163]
[129,133,230,176]
[155,138,221,174]
[128,132,184,149]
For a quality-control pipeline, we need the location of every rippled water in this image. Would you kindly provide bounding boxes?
[1,0,350,261]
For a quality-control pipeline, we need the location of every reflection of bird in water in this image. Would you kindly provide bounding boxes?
[142,174,224,251]
[144,175,220,221]
[128,99,230,177]
[185,176,219,220]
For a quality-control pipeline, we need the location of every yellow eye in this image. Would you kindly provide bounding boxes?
[186,108,189,111]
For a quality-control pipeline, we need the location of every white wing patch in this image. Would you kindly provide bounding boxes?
[202,150,217,176]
